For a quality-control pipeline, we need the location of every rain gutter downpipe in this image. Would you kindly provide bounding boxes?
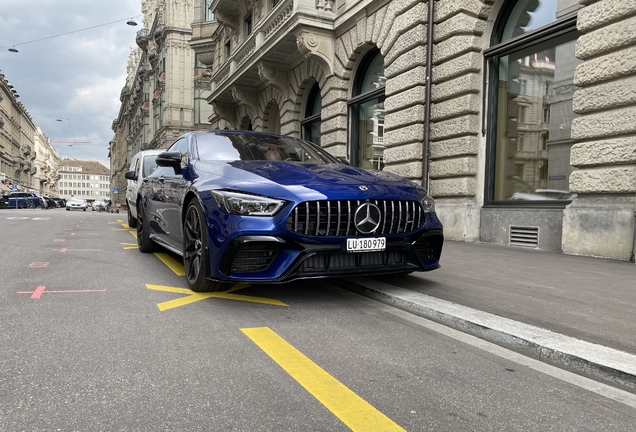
[422,0,435,192]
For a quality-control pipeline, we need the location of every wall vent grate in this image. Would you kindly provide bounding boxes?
[509,226,539,248]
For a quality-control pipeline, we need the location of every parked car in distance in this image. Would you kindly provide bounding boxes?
[124,149,163,228]
[51,197,66,208]
[134,130,444,293]
[66,198,88,211]
[92,199,111,212]
[2,191,43,209]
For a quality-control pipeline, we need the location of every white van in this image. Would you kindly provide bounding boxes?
[124,149,163,228]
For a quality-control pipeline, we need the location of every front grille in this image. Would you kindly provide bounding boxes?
[302,251,406,273]
[286,200,423,237]
[230,243,278,273]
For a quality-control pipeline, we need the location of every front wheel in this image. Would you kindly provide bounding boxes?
[137,201,156,253]
[183,200,232,292]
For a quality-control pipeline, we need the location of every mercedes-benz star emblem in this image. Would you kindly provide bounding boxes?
[354,203,382,234]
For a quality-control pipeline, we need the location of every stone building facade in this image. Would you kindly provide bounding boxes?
[110,0,215,203]
[188,0,636,261]
[0,73,37,191]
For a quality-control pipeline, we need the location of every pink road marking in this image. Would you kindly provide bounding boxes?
[60,248,67,252]
[31,286,46,299]
[54,239,65,242]
[29,262,49,268]
[71,233,75,236]
[17,288,107,298]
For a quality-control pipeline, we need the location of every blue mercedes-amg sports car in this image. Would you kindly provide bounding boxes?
[128,130,443,292]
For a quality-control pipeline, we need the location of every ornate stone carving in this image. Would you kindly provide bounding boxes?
[257,61,288,100]
[294,29,334,78]
[231,85,258,116]
[216,11,237,32]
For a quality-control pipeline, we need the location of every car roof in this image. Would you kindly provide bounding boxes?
[135,149,163,157]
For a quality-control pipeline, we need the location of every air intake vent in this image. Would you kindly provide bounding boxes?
[509,226,539,248]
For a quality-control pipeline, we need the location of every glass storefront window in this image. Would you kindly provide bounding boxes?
[487,0,581,204]
[357,97,386,170]
[349,49,386,168]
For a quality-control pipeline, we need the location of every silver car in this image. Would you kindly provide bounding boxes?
[124,149,162,227]
[66,198,88,211]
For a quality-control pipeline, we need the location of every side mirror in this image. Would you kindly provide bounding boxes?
[124,170,137,181]
[156,151,182,173]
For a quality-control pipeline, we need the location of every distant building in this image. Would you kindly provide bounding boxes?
[33,127,61,197]
[57,159,110,203]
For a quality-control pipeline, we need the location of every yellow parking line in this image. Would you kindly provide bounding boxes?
[241,327,405,432]
[146,284,288,310]
[154,253,185,276]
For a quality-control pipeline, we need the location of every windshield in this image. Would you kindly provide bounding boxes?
[195,132,338,164]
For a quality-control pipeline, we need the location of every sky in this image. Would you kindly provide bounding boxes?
[0,0,142,168]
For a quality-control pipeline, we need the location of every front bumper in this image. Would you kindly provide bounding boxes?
[207,227,443,284]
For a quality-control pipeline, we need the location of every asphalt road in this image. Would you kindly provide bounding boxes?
[1,208,635,431]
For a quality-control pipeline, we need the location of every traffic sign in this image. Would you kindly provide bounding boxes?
[113,186,119,194]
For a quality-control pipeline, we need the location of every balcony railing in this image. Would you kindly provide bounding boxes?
[211,0,333,89]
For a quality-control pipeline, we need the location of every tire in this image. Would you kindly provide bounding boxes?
[19,201,28,209]
[66,208,70,211]
[137,201,156,253]
[183,200,232,292]
[127,202,137,228]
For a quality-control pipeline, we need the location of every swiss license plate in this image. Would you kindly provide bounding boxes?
[346,237,386,253]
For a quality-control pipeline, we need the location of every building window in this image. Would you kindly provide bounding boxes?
[205,0,215,21]
[484,0,581,203]
[301,83,322,146]
[224,38,231,60]
[348,49,386,169]
[244,11,252,36]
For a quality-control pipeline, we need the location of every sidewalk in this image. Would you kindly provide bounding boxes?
[335,240,636,393]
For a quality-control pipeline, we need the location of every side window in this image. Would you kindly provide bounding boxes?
[129,157,139,173]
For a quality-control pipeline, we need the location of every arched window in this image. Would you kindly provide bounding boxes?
[484,0,581,204]
[301,83,322,145]
[348,49,386,169]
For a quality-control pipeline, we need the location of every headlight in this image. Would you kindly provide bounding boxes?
[212,191,286,216]
[421,195,435,213]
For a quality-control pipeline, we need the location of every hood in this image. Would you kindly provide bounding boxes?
[194,161,424,202]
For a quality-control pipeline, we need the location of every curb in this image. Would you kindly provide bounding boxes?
[334,277,636,395]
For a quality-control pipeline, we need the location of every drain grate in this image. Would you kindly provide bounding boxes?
[509,226,539,248]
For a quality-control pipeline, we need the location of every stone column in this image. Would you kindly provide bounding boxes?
[562,0,636,260]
